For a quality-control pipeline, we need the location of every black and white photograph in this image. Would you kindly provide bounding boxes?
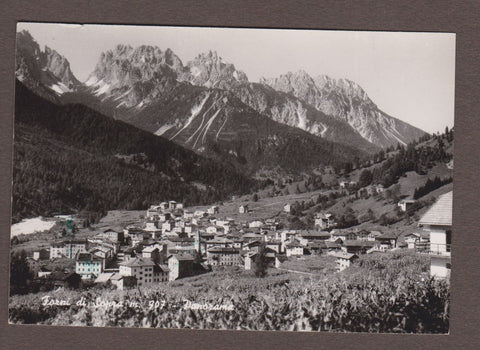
[9,22,455,333]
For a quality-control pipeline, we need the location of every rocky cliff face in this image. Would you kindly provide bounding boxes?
[15,30,80,96]
[122,83,367,173]
[179,50,248,89]
[261,71,426,148]
[174,54,377,152]
[84,44,184,108]
[82,43,425,150]
[228,82,379,153]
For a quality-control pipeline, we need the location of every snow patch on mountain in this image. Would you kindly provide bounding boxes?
[154,123,175,136]
[201,108,222,145]
[191,66,202,77]
[84,75,99,86]
[93,79,111,96]
[295,102,308,130]
[50,82,72,95]
[170,93,210,140]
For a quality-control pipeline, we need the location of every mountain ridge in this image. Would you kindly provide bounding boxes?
[260,70,427,148]
[15,30,427,156]
[16,30,81,98]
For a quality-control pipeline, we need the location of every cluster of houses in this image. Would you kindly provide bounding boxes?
[29,190,452,288]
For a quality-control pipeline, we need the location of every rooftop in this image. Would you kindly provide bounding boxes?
[76,253,102,262]
[330,252,358,260]
[419,191,453,226]
[119,257,155,267]
[169,254,194,261]
[343,240,375,247]
[94,272,115,283]
[207,247,240,253]
[299,230,331,238]
[376,233,399,240]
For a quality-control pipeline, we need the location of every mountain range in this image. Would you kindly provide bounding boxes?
[15,30,427,173]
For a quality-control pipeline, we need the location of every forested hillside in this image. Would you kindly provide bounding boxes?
[12,80,258,223]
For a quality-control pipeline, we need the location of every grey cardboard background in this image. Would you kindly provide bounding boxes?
[1,1,479,349]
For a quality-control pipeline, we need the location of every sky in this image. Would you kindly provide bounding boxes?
[17,22,455,134]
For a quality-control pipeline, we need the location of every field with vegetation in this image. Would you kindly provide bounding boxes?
[9,251,449,333]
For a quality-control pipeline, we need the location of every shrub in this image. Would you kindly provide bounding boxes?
[9,252,449,333]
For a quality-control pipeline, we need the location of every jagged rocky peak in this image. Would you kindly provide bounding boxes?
[260,69,426,148]
[184,50,248,89]
[42,46,79,88]
[89,44,184,86]
[262,70,320,99]
[85,44,186,109]
[329,77,370,102]
[263,70,369,102]
[16,30,40,56]
[16,30,41,84]
[313,74,336,90]
[15,30,80,93]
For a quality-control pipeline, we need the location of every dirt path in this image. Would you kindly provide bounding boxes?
[276,267,316,276]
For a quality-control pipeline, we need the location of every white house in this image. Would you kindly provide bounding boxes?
[283,204,292,213]
[314,213,335,229]
[37,267,52,278]
[119,257,169,286]
[398,199,416,212]
[146,206,160,219]
[33,249,49,261]
[330,252,358,271]
[194,210,207,218]
[162,221,173,233]
[285,241,304,257]
[207,206,219,215]
[207,247,242,266]
[404,232,421,249]
[76,253,103,279]
[145,220,159,231]
[167,254,194,281]
[50,240,88,260]
[159,213,171,222]
[340,181,357,189]
[244,251,256,270]
[418,191,452,279]
[109,273,137,290]
[280,230,297,242]
[159,202,169,211]
[206,226,218,234]
[249,220,264,229]
[239,205,249,214]
[184,211,194,220]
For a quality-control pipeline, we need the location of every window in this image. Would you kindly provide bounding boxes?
[446,263,451,269]
[446,230,452,252]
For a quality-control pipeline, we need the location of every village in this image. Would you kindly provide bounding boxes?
[22,186,452,291]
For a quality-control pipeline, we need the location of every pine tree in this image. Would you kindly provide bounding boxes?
[254,243,267,278]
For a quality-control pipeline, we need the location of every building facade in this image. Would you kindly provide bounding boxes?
[418,191,452,279]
